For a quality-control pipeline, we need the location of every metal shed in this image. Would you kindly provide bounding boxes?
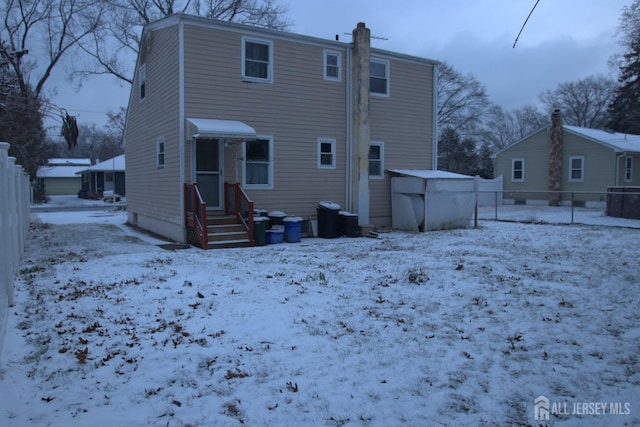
[389,169,476,232]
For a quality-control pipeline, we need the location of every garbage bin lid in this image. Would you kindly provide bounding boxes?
[268,210,287,217]
[283,216,303,222]
[254,216,269,222]
[318,201,341,210]
[339,211,358,217]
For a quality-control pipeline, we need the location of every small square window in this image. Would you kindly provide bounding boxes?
[324,50,341,81]
[318,138,336,168]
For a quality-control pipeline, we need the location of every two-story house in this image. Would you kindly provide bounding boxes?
[123,14,438,247]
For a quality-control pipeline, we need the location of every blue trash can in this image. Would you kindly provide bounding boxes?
[283,216,302,243]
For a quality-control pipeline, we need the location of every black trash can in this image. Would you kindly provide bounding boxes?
[339,211,359,237]
[268,211,287,227]
[253,216,269,246]
[317,201,341,238]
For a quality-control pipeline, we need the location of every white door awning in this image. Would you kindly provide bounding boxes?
[187,118,257,141]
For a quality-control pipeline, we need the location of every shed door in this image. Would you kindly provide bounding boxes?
[196,138,222,209]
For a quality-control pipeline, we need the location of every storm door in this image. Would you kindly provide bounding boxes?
[195,138,223,209]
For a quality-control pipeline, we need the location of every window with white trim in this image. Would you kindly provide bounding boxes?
[139,64,147,101]
[370,58,389,96]
[625,156,633,182]
[243,137,273,188]
[369,141,384,179]
[156,136,165,168]
[569,156,584,182]
[242,37,272,83]
[318,138,336,168]
[512,158,524,182]
[324,50,341,81]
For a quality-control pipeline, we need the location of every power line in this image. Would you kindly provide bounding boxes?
[513,0,541,48]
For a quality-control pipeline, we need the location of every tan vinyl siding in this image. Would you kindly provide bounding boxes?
[183,25,348,219]
[125,25,183,241]
[369,58,434,225]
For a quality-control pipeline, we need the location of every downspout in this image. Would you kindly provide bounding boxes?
[346,45,352,212]
[179,18,186,240]
[432,63,439,170]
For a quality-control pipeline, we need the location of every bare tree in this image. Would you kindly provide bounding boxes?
[75,0,292,85]
[539,75,617,128]
[482,104,547,151]
[437,62,492,137]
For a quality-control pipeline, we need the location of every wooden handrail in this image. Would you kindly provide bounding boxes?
[184,183,208,249]
[224,182,254,246]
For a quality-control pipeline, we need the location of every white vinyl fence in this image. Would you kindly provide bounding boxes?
[0,142,31,358]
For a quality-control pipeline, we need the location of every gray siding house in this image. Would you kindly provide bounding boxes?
[123,14,438,247]
[494,115,640,206]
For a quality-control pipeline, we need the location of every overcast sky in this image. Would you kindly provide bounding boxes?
[43,0,629,131]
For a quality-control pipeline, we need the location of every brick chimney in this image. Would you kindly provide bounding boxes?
[548,109,563,206]
[351,22,371,225]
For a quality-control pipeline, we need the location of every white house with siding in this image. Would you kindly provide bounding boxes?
[123,14,438,247]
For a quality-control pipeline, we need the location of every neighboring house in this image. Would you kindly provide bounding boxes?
[494,112,640,206]
[123,14,438,247]
[36,158,91,196]
[77,154,126,198]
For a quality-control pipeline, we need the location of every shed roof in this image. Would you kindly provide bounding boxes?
[77,154,125,173]
[37,166,86,179]
[47,158,91,166]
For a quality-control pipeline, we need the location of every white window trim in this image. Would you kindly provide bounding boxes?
[569,156,584,182]
[317,138,336,169]
[139,63,147,101]
[243,136,274,189]
[369,141,384,179]
[624,156,633,182]
[511,158,524,182]
[370,58,390,97]
[323,50,341,82]
[241,36,273,84]
[156,136,165,168]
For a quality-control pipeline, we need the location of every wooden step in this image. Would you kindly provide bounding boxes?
[203,210,253,249]
[207,238,253,249]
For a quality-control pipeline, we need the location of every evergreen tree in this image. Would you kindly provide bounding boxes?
[608,1,640,133]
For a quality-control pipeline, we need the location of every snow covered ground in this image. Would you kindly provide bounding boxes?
[1,200,639,426]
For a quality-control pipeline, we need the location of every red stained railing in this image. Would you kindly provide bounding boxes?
[184,183,208,249]
[224,182,254,246]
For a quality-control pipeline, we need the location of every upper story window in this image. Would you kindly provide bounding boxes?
[625,156,633,182]
[512,158,524,182]
[318,138,336,168]
[139,64,147,101]
[369,141,384,179]
[243,137,273,189]
[569,156,584,182]
[242,37,273,83]
[324,50,341,81]
[156,136,165,168]
[370,58,389,96]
